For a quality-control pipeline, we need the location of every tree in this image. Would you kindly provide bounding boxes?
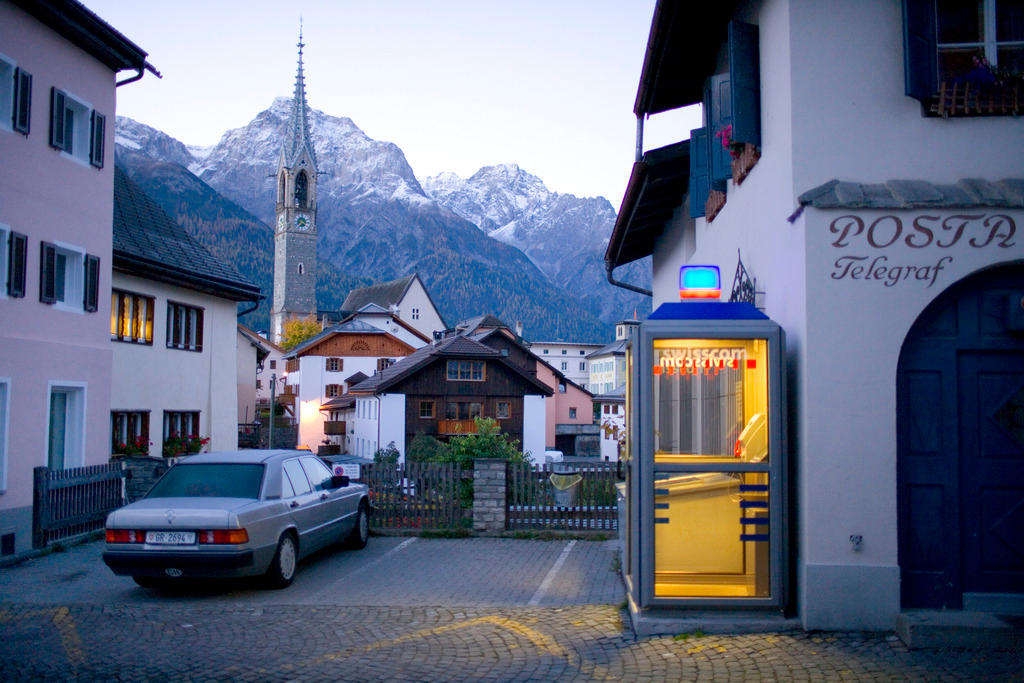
[280,314,321,350]
[446,418,526,467]
[406,433,449,463]
[373,441,400,465]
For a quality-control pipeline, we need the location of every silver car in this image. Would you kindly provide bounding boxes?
[102,450,370,588]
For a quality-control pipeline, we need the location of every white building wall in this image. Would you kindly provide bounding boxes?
[398,279,445,339]
[645,0,1024,630]
[352,397,379,459]
[522,395,547,463]
[378,394,406,461]
[237,330,258,424]
[111,274,240,456]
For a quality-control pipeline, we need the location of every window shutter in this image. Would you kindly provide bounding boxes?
[83,254,100,312]
[729,21,761,147]
[39,241,56,303]
[903,0,937,101]
[688,128,710,218]
[49,87,67,151]
[12,68,31,134]
[195,309,204,351]
[705,74,732,191]
[89,111,105,168]
[7,231,27,297]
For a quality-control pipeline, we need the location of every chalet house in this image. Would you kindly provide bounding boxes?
[283,313,427,451]
[111,168,261,458]
[337,273,446,341]
[348,335,552,462]
[456,315,597,456]
[607,0,1024,631]
[0,0,154,558]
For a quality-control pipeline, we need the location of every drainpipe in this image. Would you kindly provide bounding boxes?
[116,62,162,88]
[635,114,645,162]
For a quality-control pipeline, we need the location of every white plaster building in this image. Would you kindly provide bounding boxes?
[111,169,261,458]
[529,341,603,390]
[607,0,1024,631]
[339,273,446,342]
[0,0,154,559]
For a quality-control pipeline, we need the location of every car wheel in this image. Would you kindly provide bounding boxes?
[132,576,165,589]
[345,500,369,550]
[266,533,298,589]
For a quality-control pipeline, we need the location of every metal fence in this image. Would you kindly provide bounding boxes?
[507,462,619,531]
[33,463,126,548]
[361,462,467,530]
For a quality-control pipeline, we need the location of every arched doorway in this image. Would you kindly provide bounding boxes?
[897,263,1024,609]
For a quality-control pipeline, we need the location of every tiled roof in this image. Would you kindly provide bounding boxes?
[341,274,417,312]
[113,167,260,302]
[587,339,628,358]
[798,178,1024,210]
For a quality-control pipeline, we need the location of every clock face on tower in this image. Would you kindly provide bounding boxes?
[295,214,311,232]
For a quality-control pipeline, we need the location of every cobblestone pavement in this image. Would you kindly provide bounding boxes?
[0,538,1021,681]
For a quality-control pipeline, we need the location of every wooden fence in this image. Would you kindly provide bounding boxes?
[361,462,467,530]
[507,462,619,532]
[33,463,126,548]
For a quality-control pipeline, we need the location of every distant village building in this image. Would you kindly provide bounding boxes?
[271,31,319,344]
[529,341,603,391]
[338,273,447,342]
[587,320,637,394]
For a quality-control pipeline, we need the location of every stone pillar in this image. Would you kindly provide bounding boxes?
[472,459,508,533]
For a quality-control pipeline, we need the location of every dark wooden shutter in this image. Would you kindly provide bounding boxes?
[12,68,31,134]
[49,87,67,151]
[7,231,27,297]
[688,128,710,218]
[83,254,100,312]
[903,0,937,101]
[89,111,105,168]
[39,241,56,303]
[705,74,732,191]
[195,309,204,351]
[729,21,761,147]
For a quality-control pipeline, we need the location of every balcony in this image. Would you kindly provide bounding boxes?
[323,420,347,436]
[438,419,478,435]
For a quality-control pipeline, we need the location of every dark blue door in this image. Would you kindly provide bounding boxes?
[898,265,1024,608]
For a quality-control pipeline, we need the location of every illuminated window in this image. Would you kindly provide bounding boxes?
[111,289,154,344]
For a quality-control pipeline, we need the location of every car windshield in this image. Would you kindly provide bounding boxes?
[146,464,265,499]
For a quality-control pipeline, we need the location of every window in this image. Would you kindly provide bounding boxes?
[446,401,482,420]
[49,87,105,167]
[0,54,30,135]
[166,301,204,351]
[163,411,199,440]
[561,349,567,355]
[326,357,343,372]
[559,382,567,394]
[110,289,154,344]
[412,307,420,320]
[294,171,308,207]
[579,350,585,355]
[111,410,149,455]
[419,400,435,418]
[283,459,312,496]
[39,242,98,312]
[325,384,342,397]
[269,360,277,369]
[47,383,85,469]
[905,0,1024,107]
[543,349,549,354]
[613,404,619,415]
[377,358,394,372]
[579,361,586,371]
[299,456,333,491]
[561,361,568,371]
[297,263,304,275]
[604,405,610,414]
[569,407,577,419]
[0,378,8,492]
[446,360,485,381]
[2,226,27,298]
[496,401,510,419]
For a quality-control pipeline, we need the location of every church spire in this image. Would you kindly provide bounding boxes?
[283,25,317,170]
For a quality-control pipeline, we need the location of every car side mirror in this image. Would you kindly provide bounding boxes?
[331,475,350,488]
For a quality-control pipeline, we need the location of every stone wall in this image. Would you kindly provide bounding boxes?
[472,459,507,533]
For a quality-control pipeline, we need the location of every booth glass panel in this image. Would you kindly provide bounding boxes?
[653,470,770,598]
[652,338,770,463]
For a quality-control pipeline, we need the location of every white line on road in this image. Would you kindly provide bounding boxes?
[528,540,576,606]
[346,537,418,579]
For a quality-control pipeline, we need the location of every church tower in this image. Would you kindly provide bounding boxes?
[271,29,318,344]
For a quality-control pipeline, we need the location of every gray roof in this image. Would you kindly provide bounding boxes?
[798,178,1024,210]
[587,339,628,358]
[593,385,626,403]
[112,167,261,302]
[341,274,418,312]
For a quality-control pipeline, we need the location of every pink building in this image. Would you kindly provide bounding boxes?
[0,0,153,558]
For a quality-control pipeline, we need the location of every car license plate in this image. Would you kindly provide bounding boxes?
[146,531,196,545]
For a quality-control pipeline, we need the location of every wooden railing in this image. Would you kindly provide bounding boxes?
[33,463,126,548]
[360,462,467,530]
[437,419,478,435]
[507,462,619,531]
[323,420,347,435]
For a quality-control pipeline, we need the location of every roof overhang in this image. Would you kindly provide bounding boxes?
[633,0,738,115]
[605,140,690,271]
[113,253,262,303]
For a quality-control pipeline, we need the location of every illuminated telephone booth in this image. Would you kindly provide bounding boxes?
[622,296,787,617]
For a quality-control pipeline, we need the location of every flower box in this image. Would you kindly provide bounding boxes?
[705,190,727,223]
[731,143,761,185]
[931,80,1021,117]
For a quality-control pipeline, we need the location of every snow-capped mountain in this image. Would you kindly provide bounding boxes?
[114,99,647,341]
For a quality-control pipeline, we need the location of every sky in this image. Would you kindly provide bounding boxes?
[85,0,700,206]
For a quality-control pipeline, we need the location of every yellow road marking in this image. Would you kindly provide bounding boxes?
[0,606,84,671]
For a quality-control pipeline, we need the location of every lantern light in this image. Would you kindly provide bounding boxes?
[679,265,721,299]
